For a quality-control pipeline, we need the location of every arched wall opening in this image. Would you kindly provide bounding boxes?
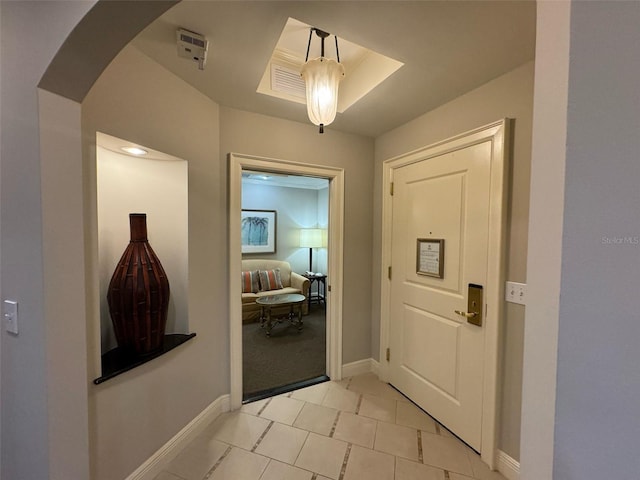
[37,2,189,479]
[36,3,376,480]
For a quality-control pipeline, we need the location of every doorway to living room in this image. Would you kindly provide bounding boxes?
[228,153,345,410]
[240,171,329,401]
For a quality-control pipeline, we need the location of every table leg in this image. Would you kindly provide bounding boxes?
[265,307,273,337]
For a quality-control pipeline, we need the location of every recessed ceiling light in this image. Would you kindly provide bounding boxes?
[121,146,148,156]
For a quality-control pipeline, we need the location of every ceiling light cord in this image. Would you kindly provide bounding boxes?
[305,29,313,62]
[305,28,339,62]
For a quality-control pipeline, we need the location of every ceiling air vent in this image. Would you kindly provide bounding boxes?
[270,63,306,99]
[176,28,209,70]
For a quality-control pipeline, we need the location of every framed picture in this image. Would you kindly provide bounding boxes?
[241,210,277,254]
[416,238,445,278]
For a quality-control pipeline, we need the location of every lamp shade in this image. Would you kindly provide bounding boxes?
[301,57,345,128]
[299,228,325,248]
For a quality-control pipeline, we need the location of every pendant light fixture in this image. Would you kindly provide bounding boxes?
[300,28,345,134]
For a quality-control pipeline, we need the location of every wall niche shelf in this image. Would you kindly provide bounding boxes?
[93,333,196,385]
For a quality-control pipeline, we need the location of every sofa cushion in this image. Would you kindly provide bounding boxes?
[241,270,260,293]
[258,269,284,291]
[256,287,301,298]
[243,259,292,287]
[241,292,259,304]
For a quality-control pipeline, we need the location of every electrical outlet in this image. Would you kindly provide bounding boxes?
[3,300,18,334]
[505,281,527,305]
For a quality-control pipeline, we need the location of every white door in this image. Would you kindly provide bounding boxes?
[388,140,493,451]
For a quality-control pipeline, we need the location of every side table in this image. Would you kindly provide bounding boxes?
[302,273,327,310]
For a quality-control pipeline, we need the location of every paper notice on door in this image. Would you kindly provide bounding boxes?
[417,239,444,278]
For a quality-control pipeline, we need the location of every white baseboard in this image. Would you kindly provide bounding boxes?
[370,358,381,376]
[497,450,520,480]
[125,394,230,480]
[342,358,379,378]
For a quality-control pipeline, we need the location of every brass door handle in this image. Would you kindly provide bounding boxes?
[454,310,477,319]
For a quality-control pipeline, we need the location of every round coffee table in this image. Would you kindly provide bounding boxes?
[255,293,305,337]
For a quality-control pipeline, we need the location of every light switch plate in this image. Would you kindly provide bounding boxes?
[505,281,527,305]
[4,300,18,334]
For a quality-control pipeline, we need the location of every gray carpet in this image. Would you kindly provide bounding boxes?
[242,306,326,397]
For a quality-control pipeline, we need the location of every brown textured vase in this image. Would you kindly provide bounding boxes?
[107,213,170,356]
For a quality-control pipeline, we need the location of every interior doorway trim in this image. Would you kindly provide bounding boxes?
[228,152,345,410]
[378,119,510,469]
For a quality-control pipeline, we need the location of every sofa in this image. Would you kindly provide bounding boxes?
[241,259,310,323]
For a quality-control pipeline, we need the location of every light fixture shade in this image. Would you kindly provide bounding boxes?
[299,228,325,248]
[301,57,345,128]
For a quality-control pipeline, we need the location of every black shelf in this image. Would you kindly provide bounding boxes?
[93,333,196,385]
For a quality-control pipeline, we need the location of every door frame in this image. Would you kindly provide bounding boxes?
[228,152,345,410]
[378,120,510,468]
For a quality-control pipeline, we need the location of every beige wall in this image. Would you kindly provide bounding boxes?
[83,46,224,479]
[82,45,374,477]
[373,61,535,460]
[220,106,375,363]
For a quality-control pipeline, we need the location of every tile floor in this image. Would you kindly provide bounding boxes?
[154,373,507,480]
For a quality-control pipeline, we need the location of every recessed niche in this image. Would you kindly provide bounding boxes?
[95,132,191,381]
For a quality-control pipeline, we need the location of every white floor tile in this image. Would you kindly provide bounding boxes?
[161,375,501,480]
[254,422,308,465]
[295,432,348,479]
[260,460,314,480]
[374,421,420,461]
[395,401,437,433]
[439,424,456,439]
[321,384,360,413]
[334,377,351,388]
[209,447,269,480]
[342,444,395,480]
[332,411,377,448]
[421,431,474,476]
[395,457,446,480]
[291,382,331,404]
[348,374,406,401]
[358,394,396,423]
[241,398,269,416]
[164,436,228,480]
[293,402,339,435]
[208,412,271,450]
[260,396,305,425]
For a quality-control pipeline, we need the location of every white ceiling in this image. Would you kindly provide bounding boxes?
[131,1,536,138]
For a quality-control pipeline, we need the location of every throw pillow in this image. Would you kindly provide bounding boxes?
[259,269,283,291]
[241,270,260,293]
